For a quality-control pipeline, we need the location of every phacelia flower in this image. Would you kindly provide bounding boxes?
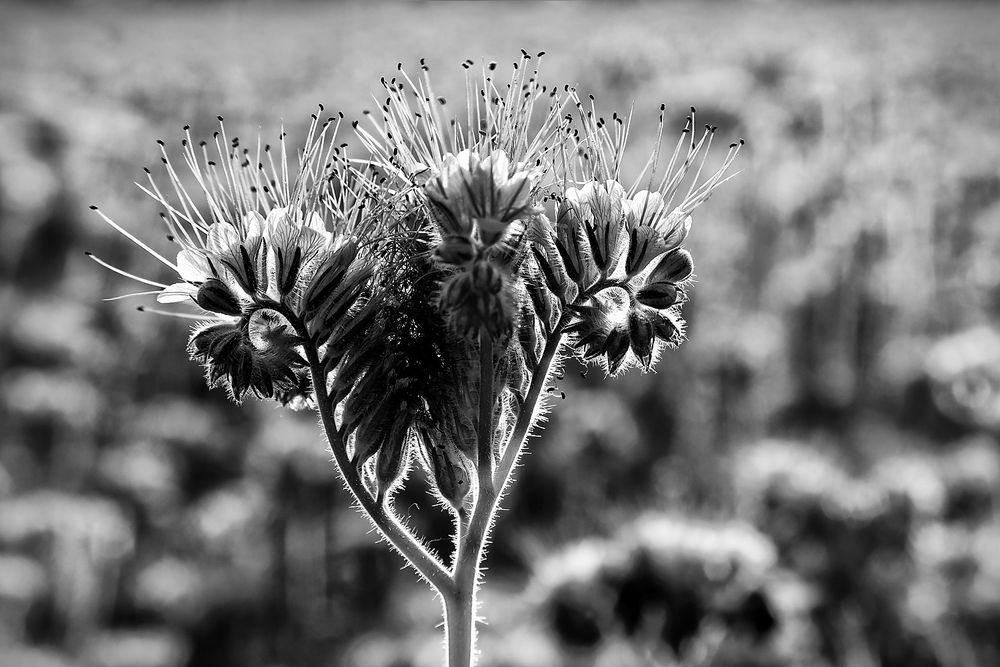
[536,103,741,374]
[90,111,378,404]
[425,149,540,246]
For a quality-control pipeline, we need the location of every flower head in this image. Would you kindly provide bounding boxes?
[535,103,741,374]
[89,111,381,404]
[426,148,540,246]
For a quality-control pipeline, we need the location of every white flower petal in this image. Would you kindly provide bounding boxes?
[486,150,510,185]
[305,211,326,234]
[176,249,212,282]
[244,211,265,239]
[265,207,289,227]
[207,222,240,254]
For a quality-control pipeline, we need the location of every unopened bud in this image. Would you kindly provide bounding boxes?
[635,281,679,310]
[376,413,411,504]
[628,308,656,369]
[601,327,630,375]
[195,278,243,316]
[440,260,512,340]
[419,425,473,511]
[434,234,477,265]
[648,248,694,284]
[471,259,503,294]
[302,240,359,316]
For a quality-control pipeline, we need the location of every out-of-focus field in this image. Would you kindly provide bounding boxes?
[2,2,1000,666]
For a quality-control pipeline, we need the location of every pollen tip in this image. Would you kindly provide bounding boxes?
[143,167,151,174]
[183,124,190,131]
[89,204,99,210]
[137,306,146,312]
[84,250,93,256]
[217,115,224,122]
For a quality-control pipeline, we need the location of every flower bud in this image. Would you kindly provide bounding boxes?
[648,248,694,284]
[440,260,512,341]
[628,308,656,369]
[434,234,477,266]
[417,424,473,511]
[301,240,359,317]
[600,326,630,375]
[472,259,503,295]
[635,282,679,310]
[195,278,242,316]
[376,411,412,503]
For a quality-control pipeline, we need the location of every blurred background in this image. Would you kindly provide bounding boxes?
[2,1,1000,666]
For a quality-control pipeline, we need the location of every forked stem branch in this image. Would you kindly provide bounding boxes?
[297,306,567,667]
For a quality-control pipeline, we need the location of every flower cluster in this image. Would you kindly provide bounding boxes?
[91,113,376,405]
[530,104,742,374]
[92,54,739,510]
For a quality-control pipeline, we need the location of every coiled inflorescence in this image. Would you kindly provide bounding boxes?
[91,53,740,508]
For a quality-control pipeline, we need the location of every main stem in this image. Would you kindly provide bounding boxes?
[293,302,566,667]
[444,322,566,667]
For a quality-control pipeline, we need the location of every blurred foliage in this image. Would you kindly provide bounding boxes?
[2,1,1000,666]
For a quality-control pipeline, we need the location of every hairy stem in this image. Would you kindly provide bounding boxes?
[296,318,451,592]
[495,316,567,489]
[445,319,568,667]
[477,330,496,495]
